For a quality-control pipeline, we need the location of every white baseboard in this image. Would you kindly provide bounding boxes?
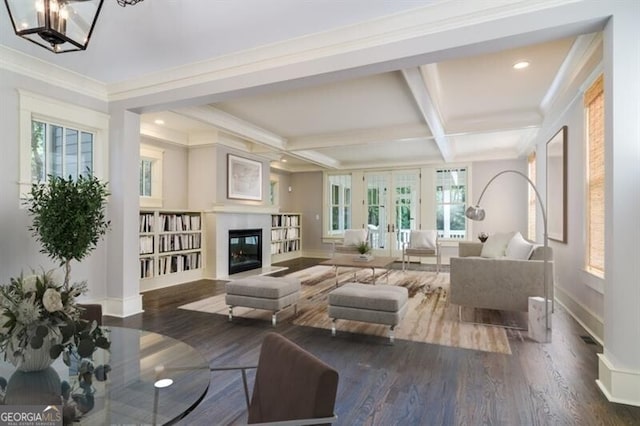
[554,285,604,345]
[597,354,640,407]
[104,294,144,318]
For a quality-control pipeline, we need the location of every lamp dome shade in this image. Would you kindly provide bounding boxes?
[465,205,486,221]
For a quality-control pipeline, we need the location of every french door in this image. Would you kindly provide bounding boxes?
[364,170,420,257]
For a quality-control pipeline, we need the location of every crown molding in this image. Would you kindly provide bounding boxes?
[540,32,602,116]
[0,45,108,101]
[106,0,575,101]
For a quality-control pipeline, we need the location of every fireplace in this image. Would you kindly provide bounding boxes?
[228,229,262,274]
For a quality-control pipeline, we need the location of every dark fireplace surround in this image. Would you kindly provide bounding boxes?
[228,229,262,275]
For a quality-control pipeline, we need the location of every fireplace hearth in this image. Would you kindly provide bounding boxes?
[229,229,262,274]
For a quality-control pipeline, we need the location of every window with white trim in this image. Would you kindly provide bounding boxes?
[18,90,109,198]
[527,151,537,241]
[139,145,164,208]
[585,74,605,277]
[327,174,352,235]
[31,120,94,182]
[269,177,279,206]
[436,167,467,239]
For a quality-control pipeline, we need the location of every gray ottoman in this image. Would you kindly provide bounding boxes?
[328,283,409,343]
[225,276,301,326]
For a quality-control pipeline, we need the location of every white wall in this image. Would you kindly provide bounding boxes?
[0,69,109,302]
[535,95,605,340]
[468,159,529,240]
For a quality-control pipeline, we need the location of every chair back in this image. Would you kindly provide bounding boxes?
[248,333,339,424]
[78,303,103,326]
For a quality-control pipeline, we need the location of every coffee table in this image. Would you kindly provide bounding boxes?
[320,255,397,286]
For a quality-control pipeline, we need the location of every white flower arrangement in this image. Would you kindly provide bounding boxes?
[0,271,110,367]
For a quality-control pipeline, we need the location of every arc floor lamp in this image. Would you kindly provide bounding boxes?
[465,169,551,342]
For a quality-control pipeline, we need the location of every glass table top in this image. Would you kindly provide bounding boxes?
[0,326,210,425]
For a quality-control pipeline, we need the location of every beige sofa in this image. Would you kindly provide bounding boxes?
[450,241,553,312]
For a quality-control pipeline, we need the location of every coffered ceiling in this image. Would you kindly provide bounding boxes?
[0,0,603,172]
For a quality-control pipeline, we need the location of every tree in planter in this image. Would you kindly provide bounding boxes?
[27,174,111,291]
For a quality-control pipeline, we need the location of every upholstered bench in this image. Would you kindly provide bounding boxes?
[225,276,301,326]
[328,283,409,343]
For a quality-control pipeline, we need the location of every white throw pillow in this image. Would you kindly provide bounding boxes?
[343,229,367,246]
[409,230,437,249]
[480,232,516,258]
[506,232,535,260]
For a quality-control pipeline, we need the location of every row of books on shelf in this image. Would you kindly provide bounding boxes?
[140,258,154,279]
[139,252,202,278]
[160,213,201,232]
[271,214,299,227]
[158,253,201,275]
[139,236,154,255]
[271,228,299,241]
[139,213,155,233]
[270,240,300,255]
[159,234,201,253]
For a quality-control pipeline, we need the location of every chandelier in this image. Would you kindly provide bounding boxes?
[116,0,143,5]
[4,0,144,54]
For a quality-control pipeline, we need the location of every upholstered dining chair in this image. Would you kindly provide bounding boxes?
[402,229,441,273]
[211,332,339,425]
[78,303,103,326]
[331,228,368,257]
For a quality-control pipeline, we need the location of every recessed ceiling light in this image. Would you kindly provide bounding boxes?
[281,158,287,163]
[154,119,165,125]
[513,61,530,70]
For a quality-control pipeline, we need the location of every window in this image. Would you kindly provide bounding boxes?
[527,151,537,241]
[585,74,605,277]
[327,174,352,234]
[436,167,467,239]
[139,145,164,208]
[31,120,94,182]
[269,179,278,206]
[18,90,109,197]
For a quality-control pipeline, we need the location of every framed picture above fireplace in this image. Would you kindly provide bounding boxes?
[228,154,263,201]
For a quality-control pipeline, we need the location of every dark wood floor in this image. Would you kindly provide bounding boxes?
[105,258,640,425]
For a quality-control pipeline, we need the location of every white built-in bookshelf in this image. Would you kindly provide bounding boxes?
[271,213,301,262]
[139,209,203,291]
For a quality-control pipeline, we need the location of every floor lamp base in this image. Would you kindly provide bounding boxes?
[528,296,552,343]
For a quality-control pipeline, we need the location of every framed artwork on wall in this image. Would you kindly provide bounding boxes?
[546,126,567,243]
[227,154,263,201]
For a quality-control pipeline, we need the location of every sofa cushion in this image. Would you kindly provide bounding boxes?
[480,232,515,258]
[343,229,367,246]
[409,230,437,249]
[506,232,535,260]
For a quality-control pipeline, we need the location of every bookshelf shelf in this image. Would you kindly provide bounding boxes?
[139,209,204,291]
[271,213,302,263]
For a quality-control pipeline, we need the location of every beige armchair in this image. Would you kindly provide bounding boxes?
[402,230,441,272]
[450,241,553,313]
[331,228,368,256]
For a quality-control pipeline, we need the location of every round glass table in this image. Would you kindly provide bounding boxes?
[0,326,210,425]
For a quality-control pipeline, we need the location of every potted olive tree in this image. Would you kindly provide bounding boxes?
[26,174,111,290]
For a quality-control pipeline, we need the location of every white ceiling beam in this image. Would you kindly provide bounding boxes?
[286,124,432,150]
[171,106,288,150]
[401,67,453,162]
[292,150,341,170]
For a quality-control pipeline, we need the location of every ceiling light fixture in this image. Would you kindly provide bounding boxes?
[4,0,144,54]
[513,61,530,70]
[116,0,143,6]
[154,119,165,125]
[4,0,104,53]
